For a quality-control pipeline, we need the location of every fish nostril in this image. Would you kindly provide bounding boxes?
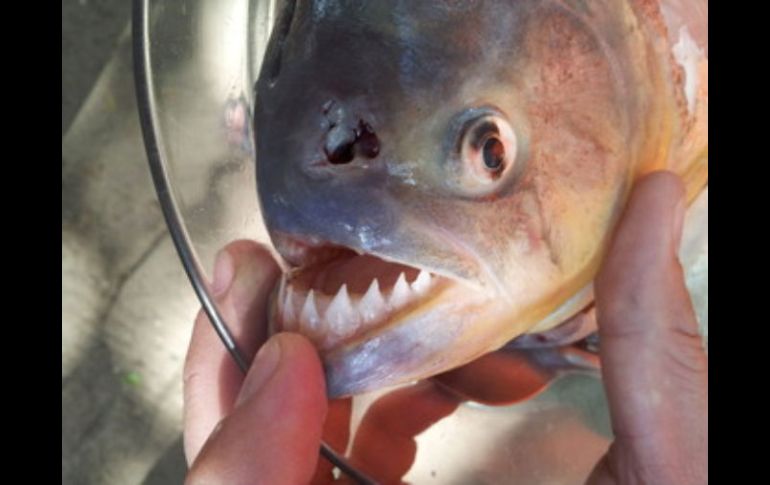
[323,119,380,165]
[324,125,357,164]
[356,120,380,159]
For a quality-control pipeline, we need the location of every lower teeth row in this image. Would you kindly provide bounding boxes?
[280,270,433,341]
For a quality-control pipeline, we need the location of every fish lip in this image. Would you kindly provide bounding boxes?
[267,231,486,351]
[270,231,355,268]
[270,230,456,281]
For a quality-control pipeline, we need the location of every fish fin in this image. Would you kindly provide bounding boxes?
[433,335,600,407]
[432,349,556,406]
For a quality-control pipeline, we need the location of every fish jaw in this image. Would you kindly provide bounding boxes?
[264,240,525,398]
[264,230,598,398]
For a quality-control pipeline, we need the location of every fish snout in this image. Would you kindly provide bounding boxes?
[321,100,380,165]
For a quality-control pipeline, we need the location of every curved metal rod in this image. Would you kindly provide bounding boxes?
[131,1,377,484]
[131,0,250,374]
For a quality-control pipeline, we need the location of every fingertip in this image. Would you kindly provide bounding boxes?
[633,170,686,203]
[211,248,235,296]
[238,332,328,407]
[273,331,325,360]
[188,332,328,485]
[270,332,329,419]
[633,171,687,243]
[215,240,281,300]
[222,239,281,268]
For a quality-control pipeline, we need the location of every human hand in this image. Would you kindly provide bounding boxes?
[181,241,460,485]
[586,171,708,484]
[182,241,328,484]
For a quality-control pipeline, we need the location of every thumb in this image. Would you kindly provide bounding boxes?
[589,171,707,484]
[186,333,328,485]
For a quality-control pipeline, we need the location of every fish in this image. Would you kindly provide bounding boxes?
[253,0,708,398]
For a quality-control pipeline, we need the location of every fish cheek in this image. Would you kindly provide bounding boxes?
[516,8,635,276]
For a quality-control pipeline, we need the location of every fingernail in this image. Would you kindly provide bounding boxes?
[236,337,282,405]
[212,249,235,296]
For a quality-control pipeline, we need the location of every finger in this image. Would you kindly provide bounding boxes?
[591,171,707,484]
[433,350,554,405]
[183,240,281,464]
[346,381,461,484]
[310,398,353,485]
[187,333,328,485]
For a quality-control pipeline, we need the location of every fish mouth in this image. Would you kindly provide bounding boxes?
[269,234,456,351]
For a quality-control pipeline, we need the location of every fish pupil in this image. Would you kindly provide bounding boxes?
[482,137,504,170]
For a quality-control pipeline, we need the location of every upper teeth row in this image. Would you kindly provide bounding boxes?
[280,270,434,343]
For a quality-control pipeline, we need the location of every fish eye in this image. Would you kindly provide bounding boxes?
[481,136,505,171]
[457,114,517,187]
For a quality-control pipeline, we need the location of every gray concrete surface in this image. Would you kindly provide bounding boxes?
[63,5,192,483]
[62,0,131,135]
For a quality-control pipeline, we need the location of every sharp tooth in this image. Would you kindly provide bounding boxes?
[300,290,321,333]
[411,270,432,294]
[360,278,386,323]
[282,286,297,330]
[390,272,412,307]
[325,284,358,336]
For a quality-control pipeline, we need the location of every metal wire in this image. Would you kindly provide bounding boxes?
[132,2,377,483]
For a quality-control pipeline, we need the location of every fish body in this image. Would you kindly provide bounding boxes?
[254,0,708,397]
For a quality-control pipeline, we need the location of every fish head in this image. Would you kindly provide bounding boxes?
[255,0,686,397]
